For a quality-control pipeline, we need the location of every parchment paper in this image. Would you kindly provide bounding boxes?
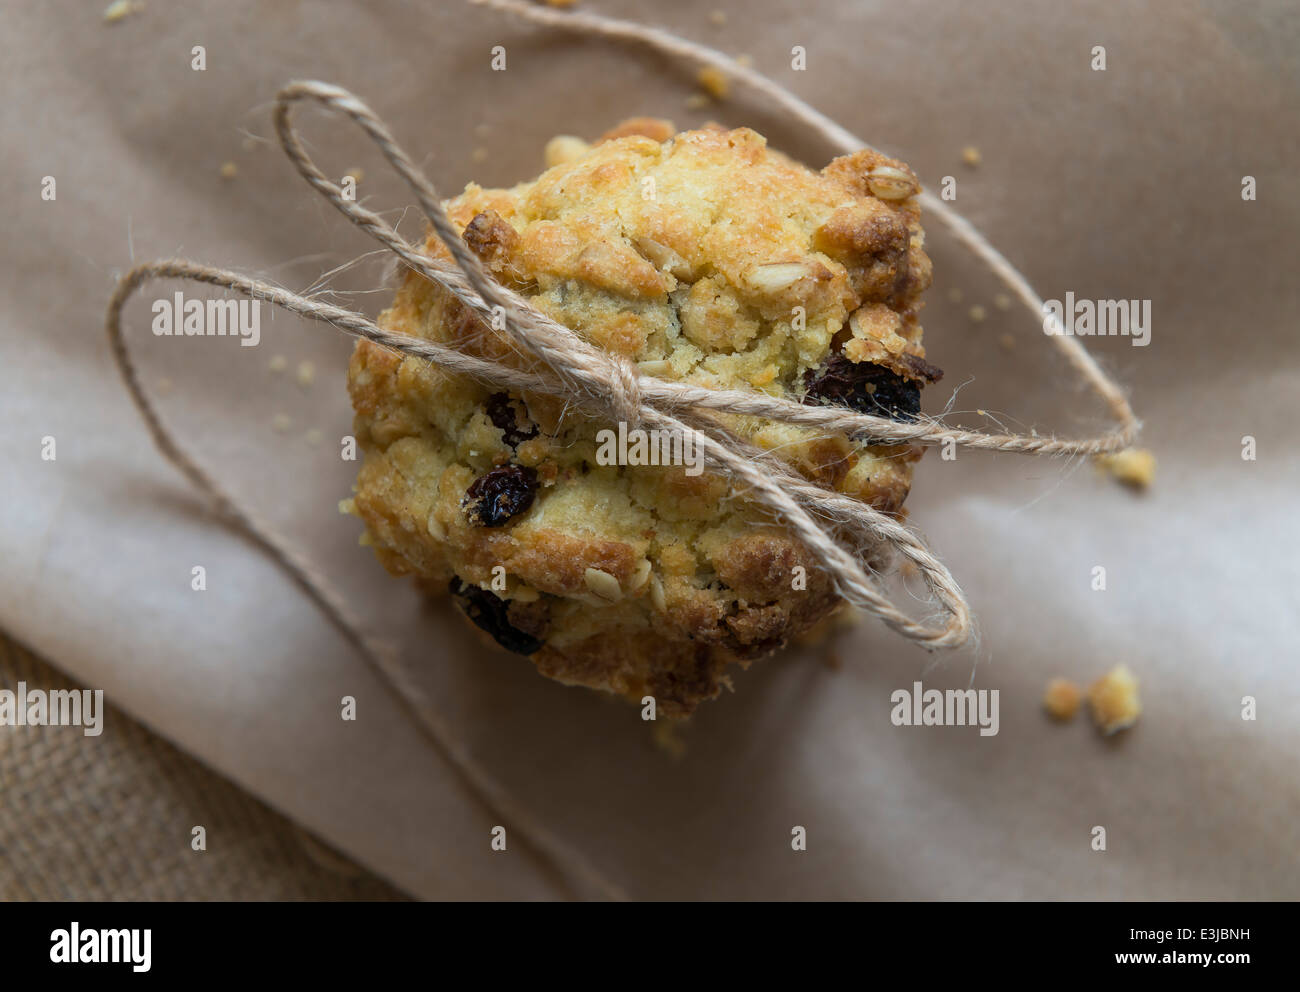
[2,0,1297,899]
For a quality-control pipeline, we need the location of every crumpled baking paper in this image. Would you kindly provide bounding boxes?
[1,0,1296,898]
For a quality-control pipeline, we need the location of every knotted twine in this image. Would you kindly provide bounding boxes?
[105,2,1140,901]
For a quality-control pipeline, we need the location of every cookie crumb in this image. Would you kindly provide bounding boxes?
[296,359,316,388]
[652,719,687,760]
[343,166,365,184]
[544,0,578,7]
[822,648,843,670]
[999,332,1016,350]
[961,145,982,167]
[544,135,590,167]
[103,0,143,24]
[946,287,963,304]
[272,413,292,433]
[219,161,238,180]
[994,293,1012,310]
[1096,448,1156,490]
[305,428,323,446]
[735,53,754,69]
[684,92,711,110]
[708,9,727,25]
[1087,665,1141,735]
[697,65,731,100]
[1043,678,1082,721]
[471,147,489,164]
[968,304,987,323]
[268,354,287,373]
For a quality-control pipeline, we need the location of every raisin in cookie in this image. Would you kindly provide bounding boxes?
[344,119,940,717]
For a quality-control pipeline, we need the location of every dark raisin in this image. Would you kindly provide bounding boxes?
[802,355,922,422]
[484,392,539,448]
[448,578,544,655]
[895,353,945,386]
[462,465,538,527]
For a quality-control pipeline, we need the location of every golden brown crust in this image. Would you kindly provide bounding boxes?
[596,117,677,144]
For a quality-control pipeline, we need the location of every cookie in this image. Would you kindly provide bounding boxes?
[344,119,940,717]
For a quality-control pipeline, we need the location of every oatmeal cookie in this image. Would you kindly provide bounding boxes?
[344,119,940,717]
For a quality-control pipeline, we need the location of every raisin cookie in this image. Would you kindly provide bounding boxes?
[344,119,940,717]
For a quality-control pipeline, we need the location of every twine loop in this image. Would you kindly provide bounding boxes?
[109,76,1142,651]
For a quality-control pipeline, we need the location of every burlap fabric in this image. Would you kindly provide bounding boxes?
[0,634,405,901]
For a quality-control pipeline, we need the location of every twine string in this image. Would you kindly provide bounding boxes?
[270,80,973,645]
